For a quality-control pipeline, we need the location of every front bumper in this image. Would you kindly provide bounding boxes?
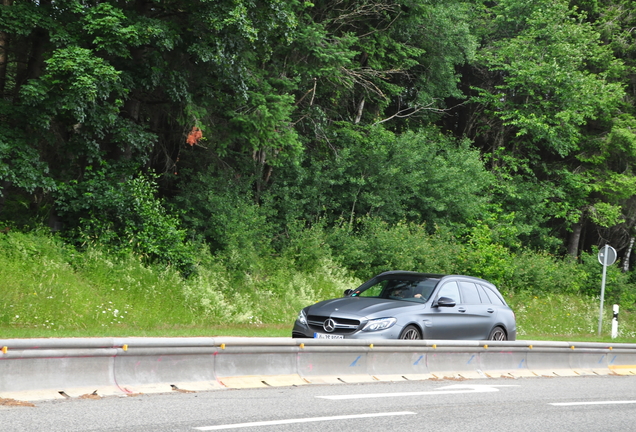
[292,320,403,340]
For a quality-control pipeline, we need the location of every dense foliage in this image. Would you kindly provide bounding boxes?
[2,0,636,308]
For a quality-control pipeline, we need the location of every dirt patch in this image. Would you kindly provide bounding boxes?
[499,375,515,379]
[171,386,196,393]
[430,375,467,381]
[443,375,468,381]
[0,398,35,407]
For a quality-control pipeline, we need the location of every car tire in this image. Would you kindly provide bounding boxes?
[399,325,421,340]
[488,326,507,341]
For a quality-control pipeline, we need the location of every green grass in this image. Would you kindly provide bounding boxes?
[0,230,357,337]
[507,291,636,342]
[1,230,636,343]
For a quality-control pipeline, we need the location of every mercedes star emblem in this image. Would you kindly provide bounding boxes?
[323,318,336,333]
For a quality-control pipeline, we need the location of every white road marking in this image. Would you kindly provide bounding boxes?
[316,384,518,400]
[550,400,636,407]
[194,412,416,430]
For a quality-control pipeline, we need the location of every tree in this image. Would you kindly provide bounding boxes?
[461,0,631,254]
[267,125,493,230]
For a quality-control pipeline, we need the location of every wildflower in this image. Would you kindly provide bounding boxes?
[186,126,203,146]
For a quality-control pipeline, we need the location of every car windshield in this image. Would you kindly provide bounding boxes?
[351,276,439,302]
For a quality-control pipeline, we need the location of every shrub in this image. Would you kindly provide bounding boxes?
[326,217,461,280]
[56,165,197,275]
[577,249,636,308]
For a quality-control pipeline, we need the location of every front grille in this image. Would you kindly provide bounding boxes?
[307,315,361,334]
[307,315,360,326]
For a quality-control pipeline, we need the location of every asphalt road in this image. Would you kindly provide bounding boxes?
[2,375,636,431]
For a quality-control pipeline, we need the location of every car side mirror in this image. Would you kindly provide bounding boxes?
[435,296,456,308]
[344,289,353,296]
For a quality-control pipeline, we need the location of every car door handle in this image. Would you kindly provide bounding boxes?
[458,307,466,313]
[487,308,494,313]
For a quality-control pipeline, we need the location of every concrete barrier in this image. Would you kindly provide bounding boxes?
[479,348,533,378]
[567,349,610,376]
[607,349,636,375]
[526,348,578,376]
[2,338,636,401]
[365,347,433,381]
[297,346,376,384]
[215,346,303,388]
[114,348,221,394]
[0,351,118,400]
[425,348,482,379]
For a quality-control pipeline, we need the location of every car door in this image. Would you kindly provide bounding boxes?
[425,280,465,339]
[457,280,494,339]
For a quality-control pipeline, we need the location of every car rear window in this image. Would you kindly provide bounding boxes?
[476,284,492,304]
[480,285,505,306]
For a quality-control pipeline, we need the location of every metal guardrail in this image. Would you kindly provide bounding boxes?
[1,338,636,401]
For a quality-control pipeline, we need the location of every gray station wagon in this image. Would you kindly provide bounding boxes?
[292,271,516,340]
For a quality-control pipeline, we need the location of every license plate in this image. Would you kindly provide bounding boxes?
[314,332,344,339]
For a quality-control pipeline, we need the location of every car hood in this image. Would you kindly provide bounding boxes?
[306,297,422,319]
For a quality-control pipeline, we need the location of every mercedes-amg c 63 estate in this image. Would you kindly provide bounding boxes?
[292,271,516,340]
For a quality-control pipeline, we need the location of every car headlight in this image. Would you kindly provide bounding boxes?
[297,309,307,326]
[361,317,397,332]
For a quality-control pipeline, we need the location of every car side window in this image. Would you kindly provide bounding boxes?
[415,279,437,302]
[481,285,505,306]
[459,281,481,304]
[476,284,492,304]
[436,281,460,303]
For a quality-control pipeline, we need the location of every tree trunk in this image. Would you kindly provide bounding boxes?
[13,0,50,102]
[24,20,49,81]
[0,31,6,95]
[623,236,634,272]
[0,180,10,214]
[354,97,365,124]
[0,0,12,95]
[567,221,583,257]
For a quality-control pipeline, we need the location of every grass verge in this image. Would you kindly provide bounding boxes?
[1,230,635,343]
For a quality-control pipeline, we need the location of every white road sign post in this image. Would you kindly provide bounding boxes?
[612,304,619,339]
[597,245,617,336]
